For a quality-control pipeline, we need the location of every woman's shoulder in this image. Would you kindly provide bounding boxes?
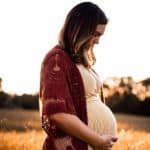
[42,45,72,71]
[42,45,66,63]
[44,45,63,57]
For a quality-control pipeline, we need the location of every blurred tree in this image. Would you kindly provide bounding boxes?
[0,78,15,108]
[0,77,2,91]
[142,77,150,86]
[12,93,39,109]
[105,76,150,116]
[139,97,150,115]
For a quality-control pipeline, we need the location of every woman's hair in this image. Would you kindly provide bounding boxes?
[59,2,108,67]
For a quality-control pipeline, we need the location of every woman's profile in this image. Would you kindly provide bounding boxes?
[39,2,118,150]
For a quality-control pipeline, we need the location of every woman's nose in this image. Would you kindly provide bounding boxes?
[94,36,100,44]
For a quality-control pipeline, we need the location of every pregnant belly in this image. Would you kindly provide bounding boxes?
[87,99,117,135]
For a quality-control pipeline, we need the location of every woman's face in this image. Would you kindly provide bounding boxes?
[90,24,106,47]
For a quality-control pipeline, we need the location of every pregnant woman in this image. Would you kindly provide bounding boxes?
[39,2,118,150]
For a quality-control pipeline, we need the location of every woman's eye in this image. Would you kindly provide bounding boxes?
[94,32,102,37]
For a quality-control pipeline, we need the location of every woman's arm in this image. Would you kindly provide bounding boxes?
[50,113,118,149]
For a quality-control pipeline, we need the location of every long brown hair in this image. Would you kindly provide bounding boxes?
[59,2,108,67]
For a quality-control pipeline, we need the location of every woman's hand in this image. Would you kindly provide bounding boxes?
[94,134,118,150]
[50,113,118,149]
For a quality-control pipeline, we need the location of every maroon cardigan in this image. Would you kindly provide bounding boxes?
[39,45,88,150]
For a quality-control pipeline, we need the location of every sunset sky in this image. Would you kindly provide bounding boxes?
[0,0,149,94]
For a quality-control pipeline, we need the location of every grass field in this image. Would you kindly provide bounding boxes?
[0,109,150,150]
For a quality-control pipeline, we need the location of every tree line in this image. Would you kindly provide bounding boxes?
[0,77,149,116]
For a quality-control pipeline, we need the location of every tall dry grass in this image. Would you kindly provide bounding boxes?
[0,130,45,150]
[0,109,150,150]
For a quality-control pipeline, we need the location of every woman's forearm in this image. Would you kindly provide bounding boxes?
[49,113,103,147]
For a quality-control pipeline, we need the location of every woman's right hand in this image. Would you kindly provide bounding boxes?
[94,134,118,150]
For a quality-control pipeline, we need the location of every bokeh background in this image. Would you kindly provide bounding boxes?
[0,0,149,150]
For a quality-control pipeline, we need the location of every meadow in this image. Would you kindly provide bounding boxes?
[0,109,150,150]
